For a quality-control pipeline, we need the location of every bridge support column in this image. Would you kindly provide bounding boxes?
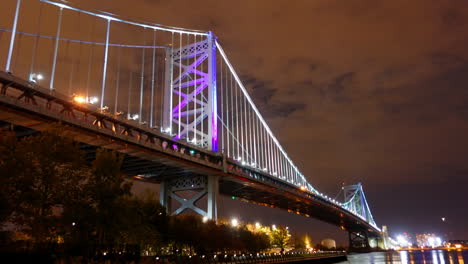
[159,175,219,220]
[348,231,370,251]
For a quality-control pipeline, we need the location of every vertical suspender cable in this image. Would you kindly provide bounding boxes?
[127,71,133,119]
[225,61,230,157]
[240,86,245,161]
[220,51,224,152]
[254,116,259,167]
[100,19,111,108]
[186,34,190,141]
[200,38,204,145]
[249,107,257,166]
[114,46,122,113]
[5,0,21,72]
[150,29,156,128]
[266,128,270,171]
[50,7,63,90]
[192,34,197,142]
[139,28,146,123]
[230,67,234,158]
[29,2,43,80]
[178,33,182,138]
[85,20,95,99]
[169,32,174,134]
[235,82,239,159]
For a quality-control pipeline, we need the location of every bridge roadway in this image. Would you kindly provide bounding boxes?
[0,71,380,238]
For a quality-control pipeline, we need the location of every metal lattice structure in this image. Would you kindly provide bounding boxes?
[342,183,377,227]
[0,0,381,232]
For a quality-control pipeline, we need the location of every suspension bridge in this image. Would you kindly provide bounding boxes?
[0,0,395,250]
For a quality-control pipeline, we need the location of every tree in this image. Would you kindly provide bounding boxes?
[118,190,167,254]
[87,149,132,247]
[270,226,290,254]
[0,126,87,245]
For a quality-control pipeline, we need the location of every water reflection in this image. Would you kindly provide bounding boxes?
[340,250,468,264]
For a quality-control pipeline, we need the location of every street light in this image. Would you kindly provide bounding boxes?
[255,222,261,229]
[73,95,86,104]
[231,218,239,227]
[203,216,208,223]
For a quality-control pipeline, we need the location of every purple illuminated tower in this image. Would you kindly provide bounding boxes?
[163,31,218,152]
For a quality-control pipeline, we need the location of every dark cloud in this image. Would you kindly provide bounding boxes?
[320,72,354,103]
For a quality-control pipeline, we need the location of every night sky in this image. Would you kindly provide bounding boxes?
[32,0,468,244]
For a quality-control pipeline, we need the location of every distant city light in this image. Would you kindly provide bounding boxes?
[396,235,410,247]
[415,233,442,248]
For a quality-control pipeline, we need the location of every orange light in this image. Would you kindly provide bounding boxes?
[455,244,462,249]
[300,186,306,191]
[73,96,86,104]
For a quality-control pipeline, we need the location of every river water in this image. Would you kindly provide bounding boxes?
[337,250,468,264]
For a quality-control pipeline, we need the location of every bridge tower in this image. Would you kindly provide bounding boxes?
[342,183,377,250]
[160,32,220,220]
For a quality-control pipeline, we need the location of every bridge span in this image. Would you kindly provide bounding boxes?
[0,0,387,249]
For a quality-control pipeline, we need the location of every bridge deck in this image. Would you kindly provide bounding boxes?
[0,71,380,237]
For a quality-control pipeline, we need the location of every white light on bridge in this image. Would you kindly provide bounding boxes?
[131,114,139,120]
[202,216,208,223]
[29,73,44,83]
[89,96,99,104]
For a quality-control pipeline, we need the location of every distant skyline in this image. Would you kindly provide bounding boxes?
[24,0,468,243]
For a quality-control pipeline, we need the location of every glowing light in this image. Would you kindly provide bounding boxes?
[131,114,139,120]
[231,218,239,227]
[73,96,86,104]
[255,222,261,229]
[455,244,462,249]
[72,222,75,226]
[36,74,44,80]
[202,216,208,223]
[272,224,277,230]
[397,235,410,247]
[89,96,99,104]
[189,149,196,155]
[300,185,306,191]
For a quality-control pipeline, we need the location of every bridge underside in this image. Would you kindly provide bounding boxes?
[0,72,380,238]
[0,112,379,238]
